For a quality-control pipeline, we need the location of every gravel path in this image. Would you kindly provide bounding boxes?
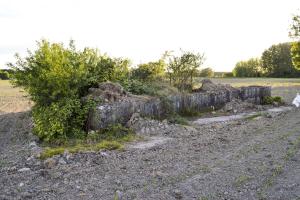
[1,108,300,200]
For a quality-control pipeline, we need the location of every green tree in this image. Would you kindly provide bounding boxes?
[290,14,300,70]
[199,67,214,77]
[261,43,299,77]
[131,59,166,81]
[233,58,262,77]
[167,51,205,91]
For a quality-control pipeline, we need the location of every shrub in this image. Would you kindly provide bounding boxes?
[262,96,284,105]
[0,70,10,80]
[122,79,178,96]
[131,59,165,81]
[223,72,234,77]
[32,98,96,143]
[8,40,129,143]
[199,67,214,77]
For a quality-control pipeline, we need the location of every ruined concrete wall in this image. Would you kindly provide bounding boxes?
[89,86,271,130]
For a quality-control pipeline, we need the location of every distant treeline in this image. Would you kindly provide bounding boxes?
[232,42,300,78]
[0,69,13,80]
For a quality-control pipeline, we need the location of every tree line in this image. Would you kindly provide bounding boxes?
[233,14,300,78]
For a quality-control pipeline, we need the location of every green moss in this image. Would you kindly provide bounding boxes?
[95,140,123,150]
[40,147,65,160]
[39,124,137,159]
[262,96,284,105]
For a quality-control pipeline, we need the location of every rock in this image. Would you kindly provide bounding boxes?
[19,182,24,187]
[29,141,37,148]
[58,157,67,165]
[100,151,109,157]
[44,158,57,168]
[173,189,182,199]
[266,113,275,118]
[86,81,127,102]
[63,150,71,161]
[18,167,31,172]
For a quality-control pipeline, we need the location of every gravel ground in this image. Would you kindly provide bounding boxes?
[1,107,300,200]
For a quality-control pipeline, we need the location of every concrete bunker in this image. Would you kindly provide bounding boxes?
[87,80,271,130]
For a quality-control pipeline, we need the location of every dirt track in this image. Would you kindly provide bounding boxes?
[1,106,300,200]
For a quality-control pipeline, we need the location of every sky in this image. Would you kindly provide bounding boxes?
[0,0,299,71]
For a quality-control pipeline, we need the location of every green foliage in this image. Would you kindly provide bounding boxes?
[122,79,178,96]
[32,98,96,143]
[199,67,214,77]
[90,123,134,141]
[289,14,300,71]
[233,58,262,77]
[8,40,130,143]
[9,40,130,106]
[261,43,300,77]
[39,147,65,160]
[223,72,234,77]
[167,51,205,91]
[0,70,10,80]
[289,14,300,39]
[167,114,189,125]
[262,96,284,105]
[39,124,135,159]
[132,59,166,81]
[121,79,153,95]
[291,41,300,70]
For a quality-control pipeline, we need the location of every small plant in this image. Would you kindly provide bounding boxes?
[168,114,189,125]
[234,175,252,187]
[262,96,284,105]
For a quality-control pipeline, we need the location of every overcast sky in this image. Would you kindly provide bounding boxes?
[0,0,299,71]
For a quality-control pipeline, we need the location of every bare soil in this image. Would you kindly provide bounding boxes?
[1,105,300,200]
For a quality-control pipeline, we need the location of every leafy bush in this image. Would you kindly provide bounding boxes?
[262,96,284,105]
[0,70,10,80]
[223,72,234,77]
[199,67,214,77]
[131,59,166,81]
[8,40,129,143]
[122,79,178,96]
[32,98,96,143]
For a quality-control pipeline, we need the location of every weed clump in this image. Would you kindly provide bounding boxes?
[262,96,284,105]
[39,124,136,159]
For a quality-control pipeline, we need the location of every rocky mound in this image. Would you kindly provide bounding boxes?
[86,82,127,102]
[193,79,237,93]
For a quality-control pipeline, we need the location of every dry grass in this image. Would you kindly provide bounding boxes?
[0,80,32,113]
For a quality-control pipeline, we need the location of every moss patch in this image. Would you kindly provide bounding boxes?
[39,124,137,159]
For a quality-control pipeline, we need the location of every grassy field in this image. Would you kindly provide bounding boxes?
[0,80,32,113]
[0,78,299,113]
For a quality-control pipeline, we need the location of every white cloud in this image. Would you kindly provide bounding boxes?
[0,0,299,71]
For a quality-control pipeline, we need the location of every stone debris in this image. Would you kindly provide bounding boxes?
[43,157,57,168]
[194,79,238,93]
[85,81,127,102]
[221,98,263,113]
[18,167,31,172]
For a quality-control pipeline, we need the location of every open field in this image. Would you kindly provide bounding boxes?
[0,80,32,113]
